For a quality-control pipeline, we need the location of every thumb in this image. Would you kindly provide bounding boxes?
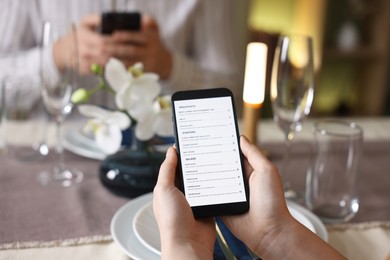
[142,14,159,32]
[155,146,177,188]
[240,135,269,170]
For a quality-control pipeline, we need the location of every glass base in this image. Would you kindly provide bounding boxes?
[307,198,359,224]
[37,167,84,187]
[311,202,358,224]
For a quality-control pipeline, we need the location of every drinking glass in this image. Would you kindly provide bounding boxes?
[271,34,314,199]
[39,21,83,186]
[305,120,363,223]
[2,76,48,161]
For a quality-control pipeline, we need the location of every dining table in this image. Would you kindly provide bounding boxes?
[0,115,389,259]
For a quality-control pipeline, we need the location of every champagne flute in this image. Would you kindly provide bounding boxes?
[39,21,83,187]
[271,34,314,199]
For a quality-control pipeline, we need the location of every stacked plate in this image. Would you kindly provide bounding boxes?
[110,193,328,260]
[64,127,174,161]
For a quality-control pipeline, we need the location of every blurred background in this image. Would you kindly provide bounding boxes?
[245,0,390,118]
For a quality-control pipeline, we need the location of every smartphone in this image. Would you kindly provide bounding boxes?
[101,12,141,35]
[171,88,249,218]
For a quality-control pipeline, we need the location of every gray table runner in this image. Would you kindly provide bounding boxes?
[0,151,128,245]
[0,140,389,245]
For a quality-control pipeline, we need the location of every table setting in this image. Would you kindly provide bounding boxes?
[1,115,390,259]
[1,28,390,259]
[110,192,329,259]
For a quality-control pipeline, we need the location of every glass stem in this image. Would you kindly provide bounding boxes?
[55,117,65,171]
[282,131,294,190]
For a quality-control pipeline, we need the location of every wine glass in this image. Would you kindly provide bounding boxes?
[271,34,314,199]
[39,21,84,187]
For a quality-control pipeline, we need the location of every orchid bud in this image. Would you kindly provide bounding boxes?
[91,64,103,75]
[71,88,90,104]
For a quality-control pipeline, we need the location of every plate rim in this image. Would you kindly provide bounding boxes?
[287,200,329,241]
[110,193,159,260]
[132,202,162,256]
[288,204,316,233]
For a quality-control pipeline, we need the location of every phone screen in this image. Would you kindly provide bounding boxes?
[172,88,248,217]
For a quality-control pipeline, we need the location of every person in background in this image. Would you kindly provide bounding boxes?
[0,0,248,110]
[153,135,347,259]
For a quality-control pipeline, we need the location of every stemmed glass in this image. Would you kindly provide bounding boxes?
[39,21,84,187]
[271,34,314,199]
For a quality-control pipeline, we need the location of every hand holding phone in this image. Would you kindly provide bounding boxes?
[101,12,141,35]
[171,88,249,218]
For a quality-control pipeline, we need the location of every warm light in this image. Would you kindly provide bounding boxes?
[243,42,268,107]
[248,0,294,33]
[248,0,326,73]
[287,37,311,69]
[242,42,268,144]
[291,0,326,72]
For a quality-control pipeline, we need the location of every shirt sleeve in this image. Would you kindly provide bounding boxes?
[0,0,60,83]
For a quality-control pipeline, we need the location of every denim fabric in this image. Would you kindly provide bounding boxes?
[214,217,261,259]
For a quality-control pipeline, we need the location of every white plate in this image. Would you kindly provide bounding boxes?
[111,193,159,260]
[111,194,328,257]
[63,128,107,160]
[287,200,329,242]
[133,203,162,255]
[287,202,315,233]
[64,128,173,160]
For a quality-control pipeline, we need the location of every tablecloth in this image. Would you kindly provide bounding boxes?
[1,117,389,259]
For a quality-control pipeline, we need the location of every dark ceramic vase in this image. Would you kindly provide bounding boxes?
[99,127,165,198]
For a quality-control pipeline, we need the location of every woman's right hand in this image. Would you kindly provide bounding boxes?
[222,136,346,259]
[222,135,291,255]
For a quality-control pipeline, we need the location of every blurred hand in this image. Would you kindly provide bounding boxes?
[76,14,113,74]
[53,14,112,75]
[106,15,172,79]
[153,147,215,260]
[53,14,172,78]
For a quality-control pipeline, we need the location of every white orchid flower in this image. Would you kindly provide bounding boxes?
[104,58,161,112]
[135,95,173,140]
[103,58,173,141]
[78,105,131,154]
[104,58,132,93]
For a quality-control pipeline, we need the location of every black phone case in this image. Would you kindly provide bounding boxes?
[101,12,141,35]
[171,88,250,218]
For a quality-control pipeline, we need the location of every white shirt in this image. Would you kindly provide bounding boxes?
[0,0,248,108]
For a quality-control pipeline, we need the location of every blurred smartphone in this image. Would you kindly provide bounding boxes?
[101,12,141,35]
[171,88,249,218]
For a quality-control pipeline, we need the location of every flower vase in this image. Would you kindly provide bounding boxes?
[98,127,166,198]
